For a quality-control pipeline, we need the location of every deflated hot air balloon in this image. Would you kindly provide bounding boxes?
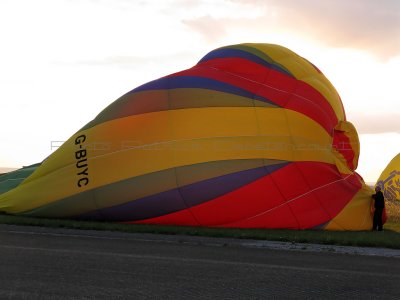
[0,43,374,230]
[377,153,400,201]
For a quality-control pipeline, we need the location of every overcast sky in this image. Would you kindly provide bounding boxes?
[0,0,399,182]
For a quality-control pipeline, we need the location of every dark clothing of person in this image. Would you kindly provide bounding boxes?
[373,207,384,231]
[373,191,385,209]
[372,190,385,231]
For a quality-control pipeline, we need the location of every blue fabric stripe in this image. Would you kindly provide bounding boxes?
[130,76,275,105]
[198,48,294,78]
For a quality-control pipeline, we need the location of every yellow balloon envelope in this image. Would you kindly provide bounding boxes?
[377,153,400,201]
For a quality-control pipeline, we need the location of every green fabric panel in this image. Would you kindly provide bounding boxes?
[0,163,41,195]
[80,89,169,131]
[176,159,264,187]
[168,89,275,110]
[80,89,277,131]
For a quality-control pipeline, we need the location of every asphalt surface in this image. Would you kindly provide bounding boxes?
[0,224,400,299]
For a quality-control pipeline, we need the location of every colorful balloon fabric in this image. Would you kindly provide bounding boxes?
[0,43,374,230]
[377,153,400,201]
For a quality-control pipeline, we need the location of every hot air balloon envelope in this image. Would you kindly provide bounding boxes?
[377,153,400,201]
[0,43,374,230]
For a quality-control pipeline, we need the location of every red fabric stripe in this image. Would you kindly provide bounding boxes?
[224,204,299,229]
[223,165,360,229]
[133,162,362,229]
[169,58,338,133]
[189,171,287,226]
[333,130,355,170]
[197,57,270,83]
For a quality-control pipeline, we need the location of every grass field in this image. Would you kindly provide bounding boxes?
[0,206,399,249]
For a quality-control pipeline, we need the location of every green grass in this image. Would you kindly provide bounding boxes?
[0,213,399,250]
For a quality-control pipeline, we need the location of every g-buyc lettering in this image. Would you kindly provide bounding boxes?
[75,134,89,188]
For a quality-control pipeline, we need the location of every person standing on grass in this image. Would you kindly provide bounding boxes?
[372,186,385,231]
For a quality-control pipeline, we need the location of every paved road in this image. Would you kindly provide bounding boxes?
[0,225,399,299]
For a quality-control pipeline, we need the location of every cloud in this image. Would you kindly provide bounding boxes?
[183,0,400,60]
[349,112,400,134]
[0,167,17,174]
[183,16,227,43]
[271,0,400,59]
[73,52,196,67]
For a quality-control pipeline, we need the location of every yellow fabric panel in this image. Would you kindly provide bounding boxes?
[0,163,82,213]
[331,153,353,175]
[245,43,345,122]
[302,76,343,119]
[171,136,333,167]
[284,108,332,147]
[93,109,172,153]
[324,184,373,230]
[257,107,333,162]
[91,142,175,186]
[256,107,289,137]
[170,107,258,139]
[35,106,331,164]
